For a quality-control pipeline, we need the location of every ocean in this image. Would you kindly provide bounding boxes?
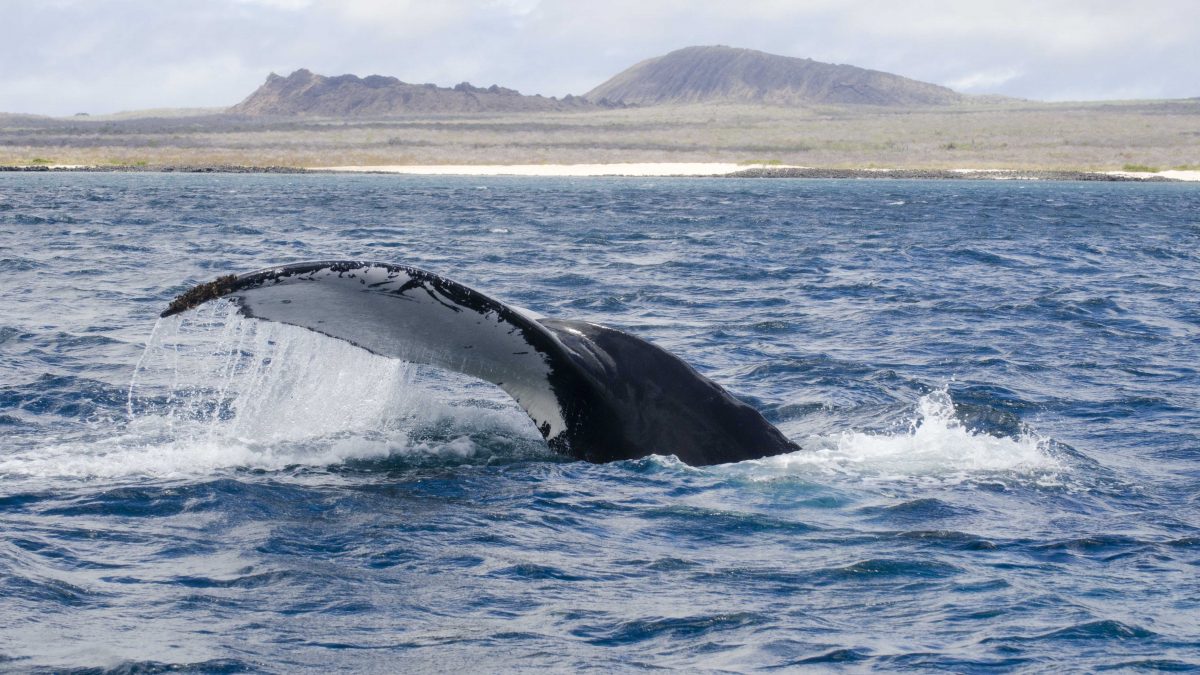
[1,173,1198,671]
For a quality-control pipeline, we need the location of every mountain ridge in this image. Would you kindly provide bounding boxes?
[229,68,615,117]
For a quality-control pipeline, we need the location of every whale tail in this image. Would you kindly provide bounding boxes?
[162,261,798,466]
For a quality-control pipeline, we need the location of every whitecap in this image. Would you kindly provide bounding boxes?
[741,388,1060,484]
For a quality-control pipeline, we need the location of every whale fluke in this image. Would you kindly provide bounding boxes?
[162,261,798,466]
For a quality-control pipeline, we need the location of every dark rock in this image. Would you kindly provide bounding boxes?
[229,69,614,117]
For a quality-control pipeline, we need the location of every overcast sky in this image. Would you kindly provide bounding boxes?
[3,0,1198,116]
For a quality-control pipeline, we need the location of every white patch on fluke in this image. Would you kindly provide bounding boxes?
[228,264,567,440]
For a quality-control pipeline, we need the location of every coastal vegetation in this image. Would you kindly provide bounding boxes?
[2,99,1197,171]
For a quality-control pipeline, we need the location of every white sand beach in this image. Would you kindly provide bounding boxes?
[311,163,771,176]
[10,163,1198,182]
[310,163,1200,181]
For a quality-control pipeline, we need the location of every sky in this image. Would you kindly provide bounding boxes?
[2,0,1198,116]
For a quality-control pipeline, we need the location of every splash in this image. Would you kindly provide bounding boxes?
[1,303,539,480]
[750,388,1060,482]
[127,302,420,443]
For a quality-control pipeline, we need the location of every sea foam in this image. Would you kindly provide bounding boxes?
[747,388,1059,482]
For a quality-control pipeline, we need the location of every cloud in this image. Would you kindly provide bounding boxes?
[324,0,472,32]
[944,69,1023,94]
[1,0,1198,115]
[232,0,314,9]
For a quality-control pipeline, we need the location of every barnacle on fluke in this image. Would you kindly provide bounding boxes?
[163,274,240,317]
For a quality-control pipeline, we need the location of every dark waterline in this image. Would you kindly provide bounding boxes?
[1,174,1198,671]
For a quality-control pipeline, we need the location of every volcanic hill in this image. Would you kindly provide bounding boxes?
[585,45,964,107]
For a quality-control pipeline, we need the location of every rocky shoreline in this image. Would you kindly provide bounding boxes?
[0,164,1184,181]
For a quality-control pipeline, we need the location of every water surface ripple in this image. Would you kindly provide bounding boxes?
[1,174,1198,671]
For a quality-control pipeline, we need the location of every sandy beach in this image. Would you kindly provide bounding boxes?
[311,163,763,177]
[309,163,1200,181]
[5,163,1197,182]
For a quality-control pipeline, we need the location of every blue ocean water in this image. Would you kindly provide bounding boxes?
[1,173,1198,672]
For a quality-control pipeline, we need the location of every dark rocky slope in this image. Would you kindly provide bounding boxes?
[230,69,609,116]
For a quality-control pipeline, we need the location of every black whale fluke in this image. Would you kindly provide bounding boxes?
[162,261,799,466]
